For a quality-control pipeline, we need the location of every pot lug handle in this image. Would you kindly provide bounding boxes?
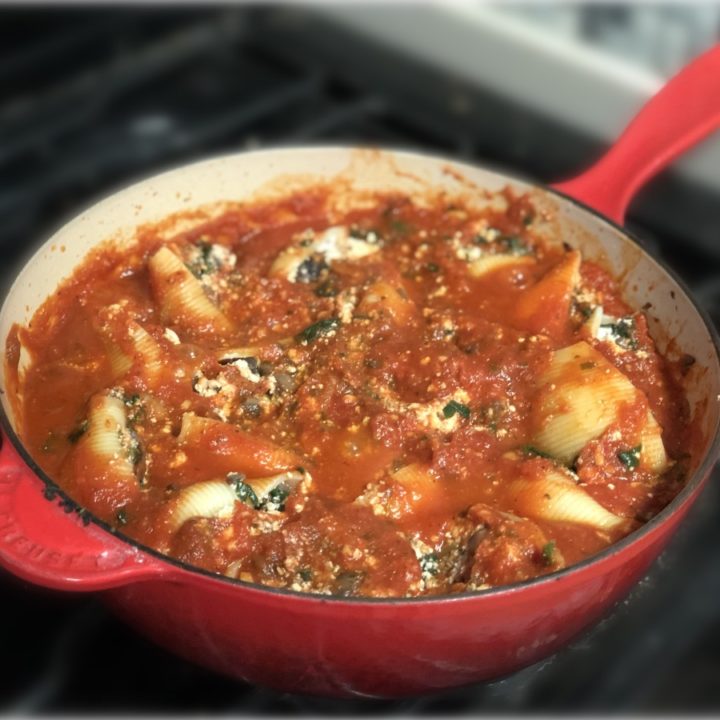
[553,44,720,225]
[0,432,175,591]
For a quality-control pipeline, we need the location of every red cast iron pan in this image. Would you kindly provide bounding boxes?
[1,46,720,699]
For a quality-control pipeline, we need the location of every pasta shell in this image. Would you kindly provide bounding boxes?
[270,226,379,282]
[178,413,302,476]
[166,480,237,533]
[269,244,314,281]
[357,281,417,326]
[392,463,437,491]
[127,322,164,380]
[63,392,142,518]
[81,394,137,474]
[105,343,133,378]
[533,341,640,463]
[148,246,233,334]
[391,463,443,512]
[98,316,164,383]
[514,250,581,338]
[640,411,669,473]
[510,469,625,532]
[247,469,306,500]
[468,254,534,278]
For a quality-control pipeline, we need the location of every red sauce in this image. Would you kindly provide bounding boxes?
[6,188,693,597]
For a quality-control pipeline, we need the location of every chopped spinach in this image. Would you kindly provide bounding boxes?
[314,278,340,298]
[390,219,411,236]
[295,255,328,284]
[574,302,594,319]
[617,445,642,471]
[298,568,313,582]
[228,472,260,509]
[295,317,340,344]
[542,541,556,566]
[187,241,219,277]
[600,316,638,350]
[499,235,532,256]
[419,552,440,578]
[266,484,291,512]
[522,445,556,461]
[425,262,440,273]
[442,400,471,420]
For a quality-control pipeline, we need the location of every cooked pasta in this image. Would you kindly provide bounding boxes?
[7,185,694,598]
[148,245,234,334]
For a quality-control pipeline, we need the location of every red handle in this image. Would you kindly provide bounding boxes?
[0,433,173,591]
[553,43,720,224]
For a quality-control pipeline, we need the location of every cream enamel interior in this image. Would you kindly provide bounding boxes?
[1,147,718,477]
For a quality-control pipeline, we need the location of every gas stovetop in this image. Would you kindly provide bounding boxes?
[2,7,720,714]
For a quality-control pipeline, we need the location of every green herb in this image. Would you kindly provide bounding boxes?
[314,279,340,297]
[420,552,440,578]
[295,255,328,284]
[390,219,411,236]
[522,445,556,460]
[580,361,596,370]
[425,262,440,273]
[228,472,260,509]
[116,508,128,526]
[295,316,340,344]
[542,541,556,566]
[127,437,143,466]
[522,211,535,226]
[267,484,291,512]
[67,419,89,444]
[601,316,638,350]
[125,395,145,425]
[187,241,218,277]
[500,235,531,256]
[617,445,642,471]
[298,568,313,582]
[442,400,471,420]
[473,234,490,245]
[575,302,593,319]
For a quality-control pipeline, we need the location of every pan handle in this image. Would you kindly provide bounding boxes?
[0,432,175,591]
[553,43,720,224]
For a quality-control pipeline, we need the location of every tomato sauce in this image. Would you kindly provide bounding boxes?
[7,188,693,597]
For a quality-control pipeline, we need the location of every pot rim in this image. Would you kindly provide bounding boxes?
[2,144,719,606]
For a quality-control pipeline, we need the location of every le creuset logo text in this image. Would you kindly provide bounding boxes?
[0,468,125,571]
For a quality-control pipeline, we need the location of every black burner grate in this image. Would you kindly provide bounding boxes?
[1,7,720,714]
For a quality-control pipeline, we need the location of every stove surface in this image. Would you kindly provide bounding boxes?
[1,7,720,714]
